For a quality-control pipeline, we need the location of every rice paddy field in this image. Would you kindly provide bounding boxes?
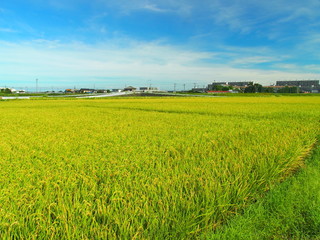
[0,96,319,239]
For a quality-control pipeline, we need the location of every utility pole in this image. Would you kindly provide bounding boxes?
[174,83,176,92]
[36,79,38,93]
[147,79,151,91]
[193,83,197,89]
[183,84,186,91]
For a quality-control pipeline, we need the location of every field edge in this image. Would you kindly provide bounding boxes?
[206,137,320,239]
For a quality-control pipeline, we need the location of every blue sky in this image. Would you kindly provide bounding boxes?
[0,0,319,90]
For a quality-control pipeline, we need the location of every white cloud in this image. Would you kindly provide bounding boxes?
[273,63,320,73]
[272,63,298,70]
[0,39,319,89]
[231,56,280,65]
[303,64,320,72]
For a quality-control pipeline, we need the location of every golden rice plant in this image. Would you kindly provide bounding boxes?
[0,96,318,239]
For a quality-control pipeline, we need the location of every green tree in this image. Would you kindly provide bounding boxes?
[212,85,233,91]
[212,85,223,91]
[0,88,12,94]
[244,83,263,93]
[277,86,299,93]
[262,87,275,93]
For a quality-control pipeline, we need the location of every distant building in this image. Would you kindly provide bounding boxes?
[79,88,95,94]
[0,87,19,93]
[276,80,320,93]
[16,90,26,94]
[207,82,227,90]
[192,88,207,93]
[112,89,122,92]
[210,82,227,86]
[123,86,136,92]
[1,88,25,94]
[227,81,253,87]
[139,87,159,92]
[96,89,108,93]
[207,81,253,91]
[276,80,319,87]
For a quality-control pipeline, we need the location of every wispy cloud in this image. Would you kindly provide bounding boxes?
[231,56,281,65]
[0,39,318,89]
[81,12,109,35]
[0,6,40,38]
[272,63,320,75]
[142,4,169,13]
[197,0,320,40]
[0,27,16,33]
[90,0,193,16]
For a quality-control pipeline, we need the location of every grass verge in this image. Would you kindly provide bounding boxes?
[206,139,320,239]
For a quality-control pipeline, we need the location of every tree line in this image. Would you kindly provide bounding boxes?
[211,83,299,93]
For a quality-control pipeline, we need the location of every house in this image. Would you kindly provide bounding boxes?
[79,88,96,94]
[96,89,108,93]
[123,86,136,92]
[139,87,148,91]
[65,89,74,93]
